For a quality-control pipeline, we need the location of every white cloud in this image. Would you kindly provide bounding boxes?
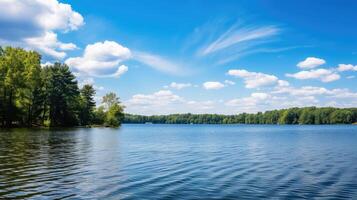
[347,75,355,79]
[111,65,128,78]
[226,92,271,107]
[224,84,357,113]
[286,68,340,82]
[127,90,183,107]
[272,85,357,99]
[65,41,131,77]
[200,25,279,56]
[297,57,326,69]
[124,84,357,115]
[125,90,220,114]
[227,69,279,88]
[277,80,290,87]
[133,51,182,75]
[24,31,78,59]
[273,86,331,96]
[166,82,192,90]
[203,81,225,90]
[0,0,84,59]
[224,80,235,85]
[187,100,215,110]
[337,64,357,72]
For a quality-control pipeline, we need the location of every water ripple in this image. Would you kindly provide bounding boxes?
[0,125,357,199]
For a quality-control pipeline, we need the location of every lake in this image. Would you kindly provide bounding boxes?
[0,124,357,199]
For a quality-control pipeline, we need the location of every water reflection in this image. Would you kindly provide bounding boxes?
[0,125,356,199]
[0,128,90,199]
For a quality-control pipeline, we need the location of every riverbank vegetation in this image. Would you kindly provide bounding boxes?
[0,47,124,128]
[124,107,357,124]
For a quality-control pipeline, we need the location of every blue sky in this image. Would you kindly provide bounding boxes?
[1,0,357,114]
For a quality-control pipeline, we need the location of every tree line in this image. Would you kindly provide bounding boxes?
[0,47,124,128]
[124,107,357,124]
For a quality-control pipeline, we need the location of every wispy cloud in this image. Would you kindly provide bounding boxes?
[198,23,280,56]
[215,45,311,65]
[133,51,187,75]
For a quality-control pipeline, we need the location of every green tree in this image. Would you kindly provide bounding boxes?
[102,93,124,127]
[330,110,353,124]
[0,47,42,127]
[44,63,80,127]
[278,108,300,124]
[79,84,96,125]
[299,107,315,124]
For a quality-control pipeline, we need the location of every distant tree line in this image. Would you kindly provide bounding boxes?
[0,46,124,128]
[124,107,357,124]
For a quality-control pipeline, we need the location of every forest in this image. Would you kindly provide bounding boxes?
[0,47,124,128]
[124,107,357,124]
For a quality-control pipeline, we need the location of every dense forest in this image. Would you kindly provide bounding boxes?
[124,107,357,124]
[0,47,124,128]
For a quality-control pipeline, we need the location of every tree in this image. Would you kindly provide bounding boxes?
[299,107,315,124]
[44,63,80,127]
[0,47,42,127]
[278,108,300,124]
[93,106,106,125]
[105,103,124,127]
[330,110,353,124]
[0,46,126,128]
[79,84,96,125]
[102,92,119,110]
[102,93,124,127]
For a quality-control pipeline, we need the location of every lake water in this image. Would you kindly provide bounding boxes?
[0,124,357,199]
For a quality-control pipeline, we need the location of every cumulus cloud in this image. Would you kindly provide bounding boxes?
[272,85,357,100]
[65,41,131,77]
[203,81,225,90]
[297,57,326,69]
[226,92,271,107]
[166,82,192,90]
[126,90,183,107]
[277,80,290,87]
[273,86,331,96]
[337,64,357,72]
[286,68,340,82]
[0,0,84,59]
[125,90,220,114]
[225,84,357,113]
[227,69,279,88]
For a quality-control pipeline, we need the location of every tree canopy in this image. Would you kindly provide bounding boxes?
[0,46,125,128]
[124,107,357,125]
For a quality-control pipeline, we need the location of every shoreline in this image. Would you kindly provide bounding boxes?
[1,123,356,130]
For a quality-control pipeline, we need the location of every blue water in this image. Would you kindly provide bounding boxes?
[0,124,357,199]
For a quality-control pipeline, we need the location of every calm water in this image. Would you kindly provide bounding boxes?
[0,125,357,199]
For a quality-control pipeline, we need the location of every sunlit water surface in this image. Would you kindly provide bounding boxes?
[0,124,357,199]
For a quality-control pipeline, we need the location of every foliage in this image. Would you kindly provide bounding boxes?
[101,93,124,127]
[79,84,96,125]
[124,107,357,125]
[0,46,124,128]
